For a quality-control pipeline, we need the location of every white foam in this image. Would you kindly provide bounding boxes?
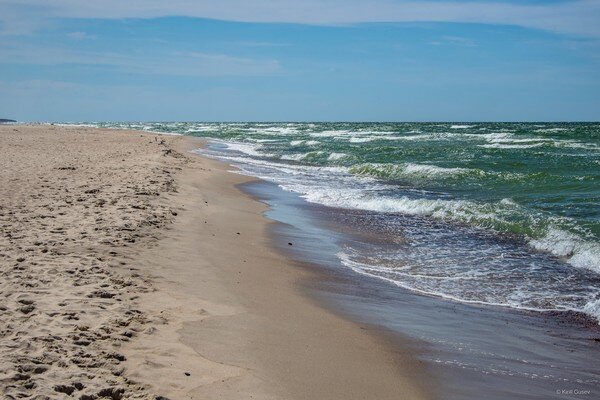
[475,132,513,140]
[280,151,324,161]
[250,126,300,135]
[583,299,600,322]
[395,134,428,141]
[336,251,573,313]
[309,129,353,137]
[489,137,552,144]
[534,127,569,133]
[554,141,599,150]
[337,248,600,325]
[485,135,597,150]
[185,125,219,133]
[328,152,347,161]
[348,135,403,143]
[280,153,308,161]
[530,227,600,273]
[351,163,477,179]
[349,137,373,143]
[450,124,474,129]
[252,138,279,143]
[500,198,518,206]
[403,163,472,177]
[386,131,511,142]
[301,188,475,218]
[224,142,265,157]
[479,143,545,149]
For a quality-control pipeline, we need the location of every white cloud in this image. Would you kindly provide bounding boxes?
[0,0,599,37]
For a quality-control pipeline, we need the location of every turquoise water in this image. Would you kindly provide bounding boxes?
[76,122,600,321]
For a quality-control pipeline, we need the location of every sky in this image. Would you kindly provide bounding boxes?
[0,0,599,121]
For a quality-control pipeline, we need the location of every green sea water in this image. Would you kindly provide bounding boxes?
[76,122,600,319]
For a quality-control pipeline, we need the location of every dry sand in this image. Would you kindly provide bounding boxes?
[0,125,431,399]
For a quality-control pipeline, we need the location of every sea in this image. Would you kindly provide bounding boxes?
[79,121,600,324]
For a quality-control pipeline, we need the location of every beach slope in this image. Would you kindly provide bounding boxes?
[0,125,429,399]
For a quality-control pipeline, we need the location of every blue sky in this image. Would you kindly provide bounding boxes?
[0,0,599,121]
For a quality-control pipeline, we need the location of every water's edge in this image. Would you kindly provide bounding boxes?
[60,122,600,322]
[239,178,600,400]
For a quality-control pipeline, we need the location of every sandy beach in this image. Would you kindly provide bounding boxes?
[2,1,597,397]
[0,124,430,399]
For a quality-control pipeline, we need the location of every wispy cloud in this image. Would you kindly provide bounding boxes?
[67,31,95,40]
[238,41,290,48]
[0,0,599,37]
[0,43,282,77]
[430,36,477,47]
[2,79,82,90]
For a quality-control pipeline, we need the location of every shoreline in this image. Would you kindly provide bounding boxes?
[0,125,432,399]
[123,134,433,399]
[232,166,600,400]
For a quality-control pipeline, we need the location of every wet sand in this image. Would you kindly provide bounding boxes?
[0,125,431,399]
[240,179,600,400]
